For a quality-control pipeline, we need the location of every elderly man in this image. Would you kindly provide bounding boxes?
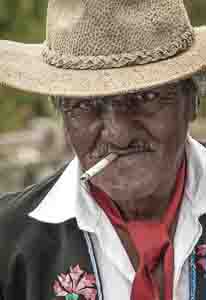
[0,0,206,300]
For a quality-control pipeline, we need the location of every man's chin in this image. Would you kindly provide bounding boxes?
[109,153,155,173]
[92,172,156,195]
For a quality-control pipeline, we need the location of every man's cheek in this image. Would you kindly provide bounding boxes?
[71,134,94,156]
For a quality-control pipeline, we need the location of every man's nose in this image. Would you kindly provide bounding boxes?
[100,108,137,148]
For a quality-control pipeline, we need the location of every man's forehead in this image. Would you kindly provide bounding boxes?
[62,82,181,104]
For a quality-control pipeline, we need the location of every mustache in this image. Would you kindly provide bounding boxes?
[90,140,155,159]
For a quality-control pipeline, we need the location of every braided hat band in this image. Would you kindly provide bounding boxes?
[42,31,194,70]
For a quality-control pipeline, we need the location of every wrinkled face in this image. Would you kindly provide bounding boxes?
[60,81,194,206]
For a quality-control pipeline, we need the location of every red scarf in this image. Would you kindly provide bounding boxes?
[88,158,186,300]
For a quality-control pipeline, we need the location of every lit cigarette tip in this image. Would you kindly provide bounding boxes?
[80,153,118,182]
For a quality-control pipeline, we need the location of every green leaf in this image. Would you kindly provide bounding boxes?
[65,293,79,300]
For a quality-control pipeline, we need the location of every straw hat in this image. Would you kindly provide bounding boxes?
[0,0,205,98]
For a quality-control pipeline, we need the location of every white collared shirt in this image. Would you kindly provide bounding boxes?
[29,135,206,300]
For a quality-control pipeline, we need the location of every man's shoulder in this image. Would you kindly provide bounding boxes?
[0,162,83,282]
[0,162,69,223]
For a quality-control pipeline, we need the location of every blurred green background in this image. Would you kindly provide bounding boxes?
[0,0,50,132]
[0,0,205,133]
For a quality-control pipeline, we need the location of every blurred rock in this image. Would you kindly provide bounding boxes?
[0,118,74,193]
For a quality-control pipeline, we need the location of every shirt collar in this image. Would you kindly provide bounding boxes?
[184,135,206,217]
[28,155,101,230]
[28,135,206,227]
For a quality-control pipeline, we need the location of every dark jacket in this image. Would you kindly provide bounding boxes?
[0,164,102,300]
[0,163,206,300]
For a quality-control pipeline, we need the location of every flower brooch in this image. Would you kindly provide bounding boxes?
[196,244,206,272]
[53,265,97,300]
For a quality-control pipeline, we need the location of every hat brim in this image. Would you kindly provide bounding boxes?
[0,26,206,98]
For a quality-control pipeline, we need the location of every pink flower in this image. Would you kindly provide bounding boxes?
[197,258,206,272]
[197,244,206,256]
[53,265,97,300]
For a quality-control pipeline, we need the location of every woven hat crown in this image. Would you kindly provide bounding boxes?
[43,0,194,70]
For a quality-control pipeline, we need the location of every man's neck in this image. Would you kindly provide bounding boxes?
[111,158,185,222]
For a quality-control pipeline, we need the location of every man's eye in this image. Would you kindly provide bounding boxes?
[78,101,92,110]
[66,100,95,118]
[133,92,159,103]
[146,92,157,101]
[144,91,160,102]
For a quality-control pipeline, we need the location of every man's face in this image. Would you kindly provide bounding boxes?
[61,81,194,210]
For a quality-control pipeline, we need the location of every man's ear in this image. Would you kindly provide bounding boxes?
[188,95,200,122]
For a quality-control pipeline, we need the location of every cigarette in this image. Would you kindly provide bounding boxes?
[80,153,118,182]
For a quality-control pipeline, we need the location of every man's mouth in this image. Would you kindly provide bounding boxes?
[84,141,155,181]
[116,141,155,156]
[91,141,155,158]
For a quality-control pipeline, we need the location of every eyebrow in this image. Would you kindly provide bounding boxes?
[61,97,84,108]
[62,96,109,109]
[61,84,179,107]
